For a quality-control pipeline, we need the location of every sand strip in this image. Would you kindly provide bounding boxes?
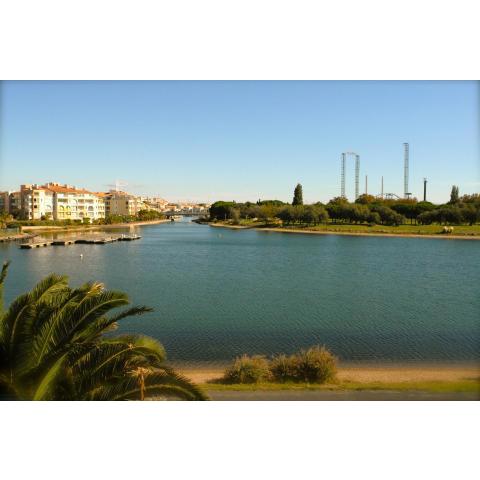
[175,363,480,384]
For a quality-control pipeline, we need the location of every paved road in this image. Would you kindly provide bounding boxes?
[208,390,480,401]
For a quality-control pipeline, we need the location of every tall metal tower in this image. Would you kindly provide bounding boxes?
[365,175,368,195]
[355,155,360,199]
[341,153,346,197]
[403,143,409,198]
[381,176,384,198]
[423,178,427,202]
[340,152,360,199]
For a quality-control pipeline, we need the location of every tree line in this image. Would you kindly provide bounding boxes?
[208,185,480,227]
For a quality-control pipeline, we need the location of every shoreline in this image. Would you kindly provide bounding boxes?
[177,362,479,399]
[19,219,170,235]
[0,232,37,243]
[209,222,480,240]
[175,361,480,384]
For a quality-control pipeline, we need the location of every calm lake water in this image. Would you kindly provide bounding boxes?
[1,220,479,364]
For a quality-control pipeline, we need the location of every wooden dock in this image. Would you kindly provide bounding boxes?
[19,234,141,249]
[51,239,75,246]
[20,241,53,249]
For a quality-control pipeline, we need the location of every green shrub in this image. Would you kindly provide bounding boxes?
[294,346,337,383]
[223,355,271,384]
[222,346,337,385]
[270,346,337,383]
[269,354,298,382]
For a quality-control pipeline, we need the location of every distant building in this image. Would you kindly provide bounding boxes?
[2,180,208,221]
[8,191,22,216]
[105,190,148,217]
[8,183,106,222]
[20,184,54,220]
[164,203,181,212]
[143,196,169,212]
[0,192,10,214]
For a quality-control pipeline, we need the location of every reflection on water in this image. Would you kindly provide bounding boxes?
[1,221,479,364]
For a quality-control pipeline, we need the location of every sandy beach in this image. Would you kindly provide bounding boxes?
[175,362,480,400]
[176,362,480,384]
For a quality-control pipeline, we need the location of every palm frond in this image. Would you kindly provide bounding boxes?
[77,305,153,343]
[32,354,68,400]
[0,261,10,316]
[0,261,9,286]
[103,334,167,363]
[32,285,127,367]
[66,289,129,340]
[70,338,163,397]
[87,369,209,401]
[0,271,207,401]
[0,274,69,359]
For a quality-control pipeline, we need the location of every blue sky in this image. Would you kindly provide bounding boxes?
[0,81,478,203]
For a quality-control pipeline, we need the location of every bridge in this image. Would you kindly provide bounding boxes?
[163,211,207,217]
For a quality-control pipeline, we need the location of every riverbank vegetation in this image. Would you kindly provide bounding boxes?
[220,346,338,384]
[199,349,479,394]
[203,378,480,394]
[208,185,480,236]
[0,262,207,401]
[2,209,165,230]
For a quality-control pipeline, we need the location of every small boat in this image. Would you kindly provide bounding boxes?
[170,215,182,222]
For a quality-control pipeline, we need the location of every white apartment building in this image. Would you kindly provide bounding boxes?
[44,183,105,221]
[3,181,208,221]
[20,184,55,220]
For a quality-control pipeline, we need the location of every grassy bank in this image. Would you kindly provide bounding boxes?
[179,363,480,395]
[210,220,480,238]
[0,232,36,242]
[202,379,480,394]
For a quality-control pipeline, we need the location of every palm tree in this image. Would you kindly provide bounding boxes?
[0,262,207,400]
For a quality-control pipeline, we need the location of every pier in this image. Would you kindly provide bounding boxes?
[20,240,53,249]
[19,234,141,249]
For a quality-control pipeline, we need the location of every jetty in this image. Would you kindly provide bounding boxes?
[19,234,141,249]
[20,240,54,249]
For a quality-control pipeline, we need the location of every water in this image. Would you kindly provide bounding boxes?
[1,220,479,364]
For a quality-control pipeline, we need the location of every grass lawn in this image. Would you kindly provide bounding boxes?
[280,223,480,236]
[214,220,480,236]
[202,378,480,394]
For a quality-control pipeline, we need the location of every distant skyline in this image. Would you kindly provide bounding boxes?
[1,81,478,203]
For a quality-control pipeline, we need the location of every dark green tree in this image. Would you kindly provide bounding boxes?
[460,205,479,225]
[449,185,460,204]
[301,206,319,225]
[209,201,236,220]
[314,205,330,224]
[277,205,294,224]
[292,184,304,206]
[355,194,376,205]
[291,205,305,223]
